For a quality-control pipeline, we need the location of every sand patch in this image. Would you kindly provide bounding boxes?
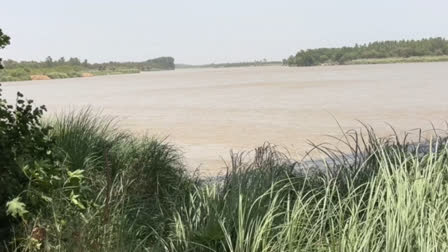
[30,75,51,80]
[82,73,94,77]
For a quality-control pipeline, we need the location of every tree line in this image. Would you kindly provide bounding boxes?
[3,56,175,71]
[284,37,448,66]
[1,51,175,81]
[177,59,282,69]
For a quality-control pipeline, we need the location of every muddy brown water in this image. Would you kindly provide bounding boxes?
[3,62,448,175]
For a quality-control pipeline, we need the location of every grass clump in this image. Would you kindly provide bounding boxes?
[42,110,195,251]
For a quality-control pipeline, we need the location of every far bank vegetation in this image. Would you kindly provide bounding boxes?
[0,56,175,82]
[285,37,448,66]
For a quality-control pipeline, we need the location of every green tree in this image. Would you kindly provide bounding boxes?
[45,56,53,67]
[0,28,55,242]
[0,29,11,69]
[68,57,81,66]
[0,86,55,243]
[57,56,66,64]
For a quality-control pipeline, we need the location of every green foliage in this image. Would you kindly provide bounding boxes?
[91,57,175,71]
[286,37,448,66]
[0,106,197,250]
[46,72,69,79]
[5,109,195,251]
[67,71,83,78]
[10,158,89,251]
[143,57,175,70]
[0,86,54,241]
[0,68,32,82]
[51,109,127,172]
[0,28,10,70]
[0,29,10,49]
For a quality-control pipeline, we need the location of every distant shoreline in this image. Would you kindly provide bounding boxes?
[346,55,448,65]
[0,70,142,82]
[3,57,448,83]
[176,61,283,69]
[0,56,175,82]
[178,55,448,70]
[178,56,448,70]
[285,37,448,67]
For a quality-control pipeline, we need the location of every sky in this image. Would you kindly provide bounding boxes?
[2,0,448,65]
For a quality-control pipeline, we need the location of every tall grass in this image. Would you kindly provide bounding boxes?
[6,110,448,251]
[6,109,195,251]
[157,128,448,251]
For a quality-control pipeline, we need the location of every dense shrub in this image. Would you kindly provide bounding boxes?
[1,109,196,251]
[0,69,31,82]
[0,85,54,241]
[46,72,69,79]
[67,71,82,78]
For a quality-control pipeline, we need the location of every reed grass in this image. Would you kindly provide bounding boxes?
[157,127,448,251]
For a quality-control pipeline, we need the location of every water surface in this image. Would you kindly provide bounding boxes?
[3,63,448,175]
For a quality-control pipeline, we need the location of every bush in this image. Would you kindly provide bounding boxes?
[0,69,31,82]
[0,85,54,241]
[46,72,68,79]
[9,68,29,78]
[2,109,196,251]
[67,71,82,78]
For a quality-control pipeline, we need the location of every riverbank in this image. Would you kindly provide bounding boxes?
[0,56,175,82]
[347,55,448,65]
[0,68,141,82]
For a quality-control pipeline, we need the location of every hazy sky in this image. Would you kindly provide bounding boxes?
[2,0,448,64]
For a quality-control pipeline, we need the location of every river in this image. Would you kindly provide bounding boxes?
[3,62,448,175]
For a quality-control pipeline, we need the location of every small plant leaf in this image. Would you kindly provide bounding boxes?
[70,191,86,210]
[41,195,53,203]
[6,197,29,219]
[68,169,84,180]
